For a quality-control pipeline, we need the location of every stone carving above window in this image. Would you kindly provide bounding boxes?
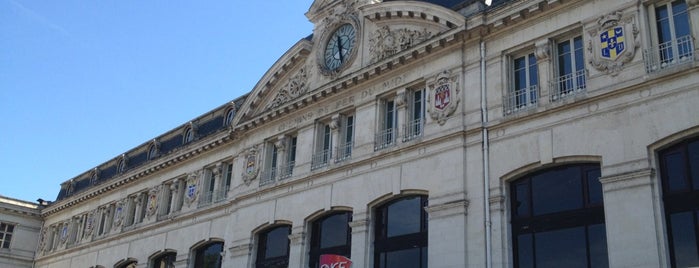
[585,10,639,76]
[369,26,432,63]
[266,66,311,110]
[241,145,260,186]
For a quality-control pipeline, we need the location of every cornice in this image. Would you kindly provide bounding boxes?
[41,131,236,217]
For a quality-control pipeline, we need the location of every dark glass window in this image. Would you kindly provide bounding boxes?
[151,252,176,268]
[309,212,352,268]
[511,164,608,268]
[194,242,223,268]
[0,222,15,249]
[116,260,137,268]
[660,137,699,267]
[257,225,291,268]
[374,195,428,268]
[512,53,538,108]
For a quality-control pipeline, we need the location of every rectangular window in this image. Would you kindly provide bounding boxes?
[220,162,233,200]
[261,141,279,185]
[375,99,397,150]
[312,123,332,170]
[404,88,425,142]
[505,53,538,115]
[0,222,14,249]
[199,169,215,207]
[551,35,586,101]
[645,0,694,72]
[337,114,355,162]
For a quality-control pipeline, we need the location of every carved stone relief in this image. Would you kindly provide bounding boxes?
[585,10,639,76]
[113,200,125,227]
[266,66,311,110]
[184,171,200,207]
[369,26,433,63]
[242,145,260,186]
[146,186,160,218]
[427,70,460,125]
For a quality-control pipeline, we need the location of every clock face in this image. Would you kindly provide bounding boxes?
[324,24,356,71]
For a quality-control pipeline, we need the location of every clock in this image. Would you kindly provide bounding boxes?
[324,24,356,71]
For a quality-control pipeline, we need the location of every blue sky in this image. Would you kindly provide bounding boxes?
[0,0,314,202]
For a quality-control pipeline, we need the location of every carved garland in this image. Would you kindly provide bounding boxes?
[369,26,433,63]
[266,66,311,110]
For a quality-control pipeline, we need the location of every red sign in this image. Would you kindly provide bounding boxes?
[320,254,352,268]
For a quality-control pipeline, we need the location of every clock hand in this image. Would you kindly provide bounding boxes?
[337,35,344,62]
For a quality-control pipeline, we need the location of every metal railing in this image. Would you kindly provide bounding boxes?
[335,141,353,163]
[503,85,538,115]
[549,69,587,102]
[403,118,424,142]
[644,35,695,73]
[260,161,295,186]
[311,149,331,171]
[374,128,396,151]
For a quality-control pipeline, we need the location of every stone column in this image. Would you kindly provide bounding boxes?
[228,240,253,268]
[348,214,370,267]
[288,227,306,267]
[534,38,552,105]
[600,168,662,267]
[395,89,407,143]
[424,200,470,268]
[330,114,341,163]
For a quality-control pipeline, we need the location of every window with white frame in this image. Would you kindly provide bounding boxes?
[225,107,236,126]
[404,88,425,142]
[0,222,14,249]
[262,141,280,185]
[645,0,694,72]
[505,52,539,115]
[199,168,216,207]
[312,122,332,170]
[336,114,355,162]
[551,35,586,101]
[375,98,397,150]
[183,127,194,143]
[282,136,297,179]
[221,162,233,199]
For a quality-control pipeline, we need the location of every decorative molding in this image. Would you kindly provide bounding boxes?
[146,187,160,218]
[316,1,361,76]
[687,0,699,8]
[265,66,311,110]
[228,243,252,257]
[348,219,369,233]
[288,232,306,245]
[242,145,260,186]
[395,88,407,108]
[83,211,95,238]
[427,70,460,125]
[369,26,433,63]
[113,200,125,227]
[585,10,639,76]
[599,168,654,192]
[424,200,469,220]
[184,172,200,207]
[534,39,550,61]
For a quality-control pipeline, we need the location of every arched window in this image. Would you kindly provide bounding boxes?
[193,242,223,268]
[151,252,176,268]
[114,259,137,268]
[659,137,699,267]
[117,157,127,173]
[225,107,236,126]
[309,211,352,268]
[510,164,607,268]
[148,144,158,160]
[256,225,291,268]
[183,127,194,143]
[374,195,428,268]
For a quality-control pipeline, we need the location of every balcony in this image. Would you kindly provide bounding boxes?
[311,149,331,171]
[260,161,295,186]
[335,141,353,163]
[644,35,695,73]
[549,69,587,102]
[374,128,396,151]
[503,85,538,115]
[403,118,424,142]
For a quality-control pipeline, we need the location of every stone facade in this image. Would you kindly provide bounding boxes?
[0,196,42,268]
[27,0,699,268]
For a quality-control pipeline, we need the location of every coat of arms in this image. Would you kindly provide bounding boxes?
[146,187,159,217]
[427,70,460,125]
[241,145,260,185]
[184,171,199,206]
[585,10,639,76]
[113,201,124,227]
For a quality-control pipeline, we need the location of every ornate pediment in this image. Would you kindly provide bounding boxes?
[264,65,311,111]
[369,26,433,63]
